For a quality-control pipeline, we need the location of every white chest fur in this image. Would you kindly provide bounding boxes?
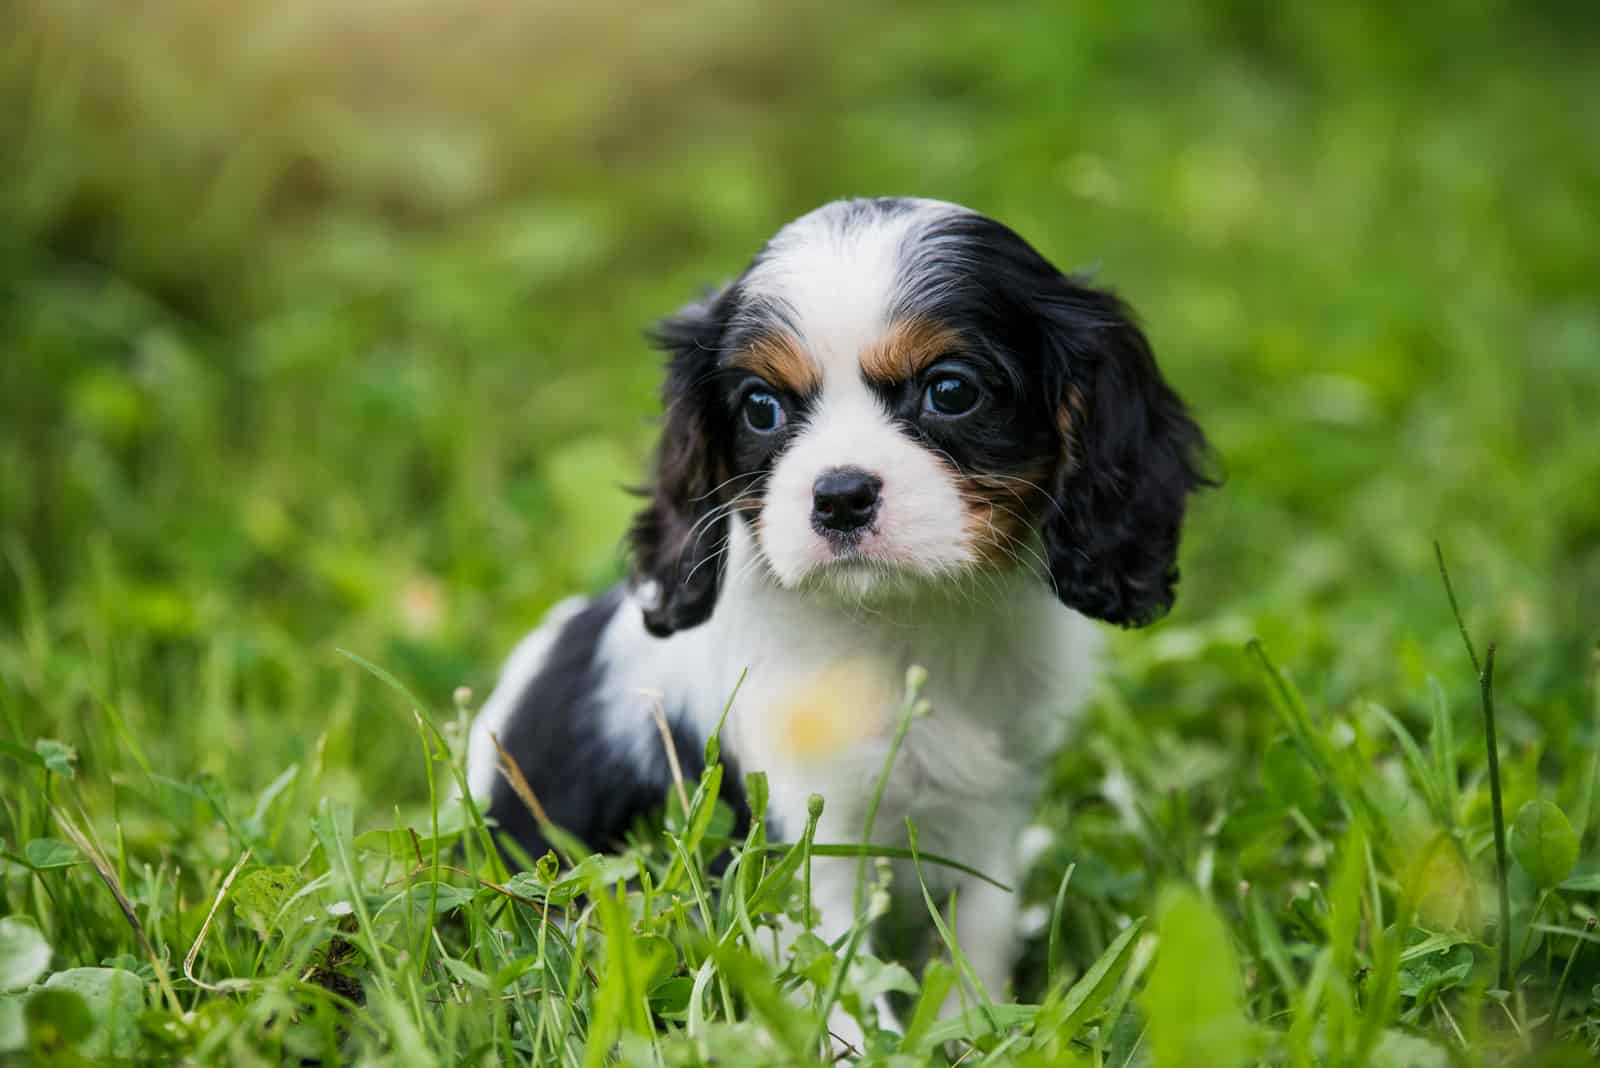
[593,524,1102,865]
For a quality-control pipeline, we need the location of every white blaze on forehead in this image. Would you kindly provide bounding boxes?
[740,199,963,384]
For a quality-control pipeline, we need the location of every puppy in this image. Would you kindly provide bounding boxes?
[466,197,1207,1036]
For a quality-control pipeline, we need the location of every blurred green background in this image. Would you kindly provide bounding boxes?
[3,0,1598,819]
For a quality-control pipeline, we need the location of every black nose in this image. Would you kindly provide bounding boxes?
[812,467,882,534]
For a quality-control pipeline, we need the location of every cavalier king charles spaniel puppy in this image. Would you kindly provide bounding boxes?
[466,197,1208,1036]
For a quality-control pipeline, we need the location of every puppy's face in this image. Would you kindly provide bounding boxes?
[630,198,1209,636]
[721,210,1059,598]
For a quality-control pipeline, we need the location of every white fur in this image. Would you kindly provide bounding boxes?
[740,200,953,372]
[759,385,974,592]
[744,199,982,595]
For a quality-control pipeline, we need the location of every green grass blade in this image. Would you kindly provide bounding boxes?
[1046,862,1076,986]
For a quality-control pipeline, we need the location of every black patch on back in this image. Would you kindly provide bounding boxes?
[486,587,749,867]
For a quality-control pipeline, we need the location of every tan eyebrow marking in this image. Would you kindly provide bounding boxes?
[729,332,822,396]
[860,318,965,384]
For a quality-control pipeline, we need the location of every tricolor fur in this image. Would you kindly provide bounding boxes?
[467,197,1210,1041]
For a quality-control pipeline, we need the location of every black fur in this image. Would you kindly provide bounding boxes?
[628,288,738,638]
[904,211,1213,626]
[486,588,748,862]
[1040,286,1212,625]
[629,284,822,637]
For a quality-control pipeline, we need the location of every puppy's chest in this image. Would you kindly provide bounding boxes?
[721,629,1057,798]
[610,581,1100,834]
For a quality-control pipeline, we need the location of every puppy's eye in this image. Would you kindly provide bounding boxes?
[742,390,786,433]
[924,374,980,417]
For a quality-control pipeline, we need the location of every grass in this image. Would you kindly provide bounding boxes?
[3,0,1600,1063]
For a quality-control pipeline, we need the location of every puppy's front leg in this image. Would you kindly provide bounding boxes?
[781,852,897,1056]
[949,870,1020,1006]
[941,828,1023,1018]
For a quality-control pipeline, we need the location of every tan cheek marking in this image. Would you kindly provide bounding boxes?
[778,659,895,759]
[956,464,1054,566]
[731,333,821,396]
[957,382,1082,565]
[860,319,965,384]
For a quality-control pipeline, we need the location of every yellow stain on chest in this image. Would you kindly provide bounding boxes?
[778,658,897,759]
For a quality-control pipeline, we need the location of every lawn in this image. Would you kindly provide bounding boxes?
[3,0,1599,1064]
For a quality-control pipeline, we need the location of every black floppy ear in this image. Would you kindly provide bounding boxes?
[1041,286,1212,627]
[628,288,733,638]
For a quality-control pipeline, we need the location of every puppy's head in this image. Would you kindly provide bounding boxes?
[629,198,1211,637]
